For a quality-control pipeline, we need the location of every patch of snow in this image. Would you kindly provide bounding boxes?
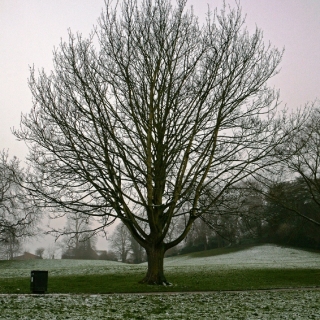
[0,259,144,278]
[164,245,320,269]
[0,290,319,319]
[1,245,320,318]
[1,245,320,279]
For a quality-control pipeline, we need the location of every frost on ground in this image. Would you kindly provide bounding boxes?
[1,245,320,279]
[1,245,320,319]
[165,244,320,269]
[0,259,144,278]
[0,290,319,319]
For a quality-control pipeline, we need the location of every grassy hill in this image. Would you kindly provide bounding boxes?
[164,244,320,268]
[1,244,320,294]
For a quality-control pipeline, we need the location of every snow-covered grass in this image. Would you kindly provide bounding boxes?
[2,244,319,279]
[1,245,320,319]
[164,244,320,269]
[0,290,319,319]
[0,258,142,278]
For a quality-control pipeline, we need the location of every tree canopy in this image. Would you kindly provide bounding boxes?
[0,150,40,259]
[267,103,320,227]
[16,0,291,284]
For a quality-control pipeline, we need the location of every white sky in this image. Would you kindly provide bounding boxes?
[1,0,320,161]
[1,0,320,253]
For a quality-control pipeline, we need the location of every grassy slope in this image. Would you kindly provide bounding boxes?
[175,244,255,258]
[1,245,320,294]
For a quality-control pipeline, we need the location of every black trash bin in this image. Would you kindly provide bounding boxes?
[30,270,48,293]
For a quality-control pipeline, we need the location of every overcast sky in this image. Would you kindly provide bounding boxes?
[1,0,320,160]
[1,0,320,253]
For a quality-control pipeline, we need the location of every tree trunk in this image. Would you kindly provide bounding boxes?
[139,245,169,285]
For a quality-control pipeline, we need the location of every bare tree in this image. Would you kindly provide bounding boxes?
[58,212,98,259]
[16,0,291,284]
[261,178,320,247]
[277,104,320,227]
[35,247,45,258]
[45,243,57,259]
[111,223,146,263]
[0,229,22,260]
[182,218,214,251]
[249,103,320,228]
[111,222,132,262]
[129,234,146,263]
[0,150,40,259]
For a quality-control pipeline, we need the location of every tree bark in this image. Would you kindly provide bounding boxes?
[139,245,169,285]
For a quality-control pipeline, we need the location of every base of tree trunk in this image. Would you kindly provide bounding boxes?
[140,246,171,285]
[139,275,172,286]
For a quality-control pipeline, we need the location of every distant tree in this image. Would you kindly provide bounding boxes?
[111,222,146,263]
[187,182,267,250]
[111,223,132,262]
[0,229,22,260]
[200,186,243,244]
[273,104,320,227]
[45,243,57,259]
[0,150,40,259]
[129,234,147,263]
[61,237,98,260]
[58,213,98,259]
[181,218,214,253]
[262,178,320,249]
[16,0,293,284]
[239,182,266,242]
[35,247,45,259]
[96,249,118,261]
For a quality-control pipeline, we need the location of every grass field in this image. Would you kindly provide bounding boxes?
[1,290,319,319]
[0,244,320,319]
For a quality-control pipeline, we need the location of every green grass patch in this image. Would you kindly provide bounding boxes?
[0,277,30,294]
[168,268,320,291]
[1,268,319,294]
[2,245,320,294]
